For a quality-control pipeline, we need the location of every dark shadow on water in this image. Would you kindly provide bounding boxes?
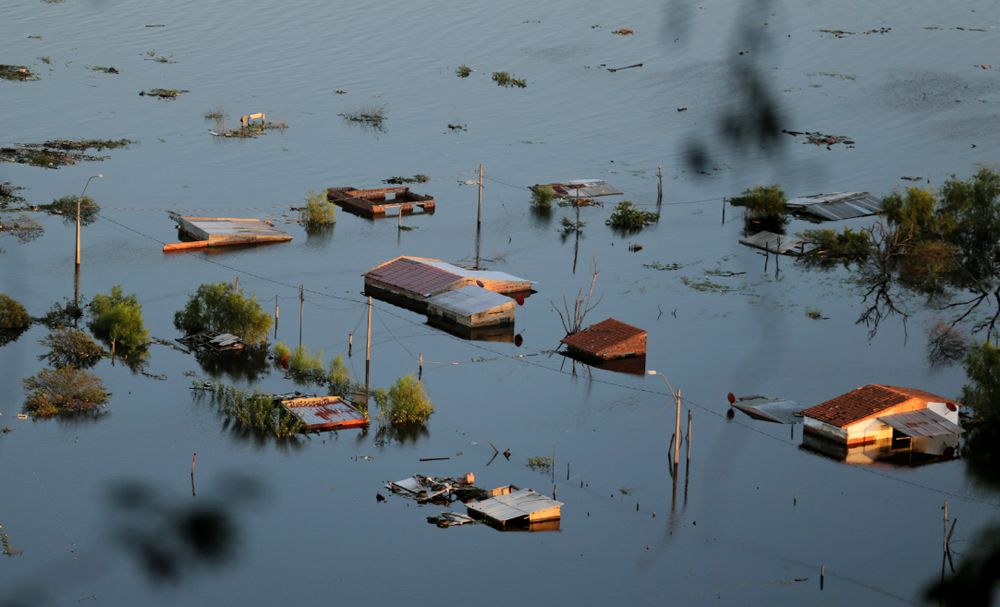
[304,222,335,247]
[195,346,272,383]
[375,423,429,447]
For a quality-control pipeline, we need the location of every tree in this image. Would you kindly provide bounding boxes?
[40,328,104,368]
[48,195,100,226]
[0,293,31,346]
[88,286,150,354]
[379,375,433,425]
[23,366,109,418]
[174,282,272,345]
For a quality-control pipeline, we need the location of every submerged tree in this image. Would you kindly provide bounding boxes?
[174,282,272,345]
[377,375,433,426]
[88,286,150,360]
[730,184,789,234]
[40,328,104,368]
[23,366,109,418]
[0,293,31,346]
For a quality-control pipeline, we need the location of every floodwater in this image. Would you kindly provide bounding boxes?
[2,0,999,604]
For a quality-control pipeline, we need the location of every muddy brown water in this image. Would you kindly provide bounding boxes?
[2,0,999,605]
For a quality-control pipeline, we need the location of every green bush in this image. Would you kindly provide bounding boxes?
[273,341,291,361]
[327,354,354,395]
[800,227,872,265]
[379,375,434,425]
[456,64,472,78]
[606,200,658,231]
[288,345,325,383]
[40,328,104,368]
[732,185,789,232]
[23,366,109,418]
[492,71,527,88]
[531,185,555,210]
[88,286,149,354]
[300,190,335,228]
[48,195,100,226]
[0,293,31,346]
[174,282,272,345]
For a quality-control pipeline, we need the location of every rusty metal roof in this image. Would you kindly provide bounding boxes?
[365,257,464,298]
[801,384,955,428]
[879,409,962,438]
[560,318,646,356]
[281,396,367,430]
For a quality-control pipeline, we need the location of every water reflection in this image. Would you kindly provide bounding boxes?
[195,347,272,383]
[375,422,429,446]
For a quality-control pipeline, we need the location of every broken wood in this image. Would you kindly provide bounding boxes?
[607,63,643,72]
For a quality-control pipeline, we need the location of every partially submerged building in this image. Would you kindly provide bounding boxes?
[327,186,435,218]
[532,179,622,200]
[163,215,292,251]
[787,191,883,222]
[466,486,562,530]
[560,318,647,362]
[281,396,368,431]
[425,285,516,328]
[800,384,961,459]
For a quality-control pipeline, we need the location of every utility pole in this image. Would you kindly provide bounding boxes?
[273,295,279,339]
[365,296,373,395]
[298,285,304,347]
[75,174,102,267]
[477,163,484,230]
[674,387,682,466]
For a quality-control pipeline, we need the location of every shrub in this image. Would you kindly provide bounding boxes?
[88,286,150,354]
[379,375,433,425]
[327,354,354,395]
[526,455,553,472]
[800,227,873,266]
[531,185,555,210]
[606,200,658,231]
[300,190,336,228]
[455,64,472,78]
[23,366,109,418]
[174,283,272,345]
[40,328,104,368]
[288,345,325,384]
[272,341,291,362]
[731,185,788,232]
[0,293,31,346]
[492,71,527,88]
[48,195,100,226]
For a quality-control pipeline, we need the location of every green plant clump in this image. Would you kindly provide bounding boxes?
[40,328,104,368]
[606,200,658,231]
[207,383,304,438]
[327,354,354,395]
[526,455,554,472]
[492,71,527,88]
[300,190,336,228]
[731,184,789,231]
[272,341,291,362]
[287,345,326,383]
[800,227,873,266]
[88,286,150,354]
[456,64,472,78]
[174,282,272,345]
[0,293,32,345]
[378,375,433,425]
[23,366,109,418]
[531,185,555,210]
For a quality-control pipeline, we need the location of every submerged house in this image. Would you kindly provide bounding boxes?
[163,215,292,251]
[560,318,646,362]
[800,384,960,458]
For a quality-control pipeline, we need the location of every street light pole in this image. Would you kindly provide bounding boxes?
[648,369,682,466]
[75,174,102,267]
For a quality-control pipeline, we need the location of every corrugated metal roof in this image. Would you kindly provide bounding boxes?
[365,257,464,298]
[281,397,367,430]
[786,192,883,221]
[879,409,962,438]
[561,318,646,357]
[425,285,514,316]
[422,261,532,290]
[177,217,291,241]
[731,396,803,424]
[467,489,563,522]
[801,384,955,428]
[538,180,623,198]
[739,231,814,255]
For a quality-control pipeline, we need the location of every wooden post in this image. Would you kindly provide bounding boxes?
[73,266,81,326]
[397,208,402,231]
[656,165,663,219]
[190,452,197,497]
[820,564,825,590]
[566,462,570,481]
[348,332,353,357]
[365,296,372,394]
[418,352,423,379]
[943,500,949,553]
[477,163,484,230]
[686,410,692,462]
[721,197,726,225]
[674,388,682,467]
[764,242,770,271]
[234,276,239,291]
[298,284,304,348]
[75,196,82,267]
[273,295,279,339]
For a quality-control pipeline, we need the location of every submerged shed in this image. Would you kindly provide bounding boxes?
[466,486,562,528]
[425,285,515,328]
[738,231,816,256]
[534,179,622,199]
[327,186,435,218]
[281,396,368,431]
[787,192,882,222]
[561,318,646,361]
[164,215,292,251]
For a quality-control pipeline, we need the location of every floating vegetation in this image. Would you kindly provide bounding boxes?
[327,354,356,396]
[339,104,386,131]
[39,328,104,368]
[809,71,856,81]
[806,308,824,320]
[681,276,737,294]
[42,195,101,225]
[643,261,683,271]
[0,293,32,346]
[0,139,132,168]
[781,129,855,148]
[606,201,658,231]
[455,64,472,78]
[38,56,51,65]
[0,65,38,81]
[526,455,553,472]
[174,282,272,345]
[203,106,224,120]
[204,383,304,439]
[561,216,585,234]
[0,215,43,243]
[447,123,467,131]
[23,366,110,418]
[144,49,174,63]
[492,71,527,88]
[88,65,119,74]
[383,175,428,185]
[300,190,336,228]
[139,88,188,99]
[0,182,25,208]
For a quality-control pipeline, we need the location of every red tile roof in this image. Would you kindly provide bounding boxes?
[560,318,646,358]
[801,384,954,428]
[365,257,463,298]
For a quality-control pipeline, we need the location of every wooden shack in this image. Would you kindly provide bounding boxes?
[280,396,368,431]
[163,215,292,251]
[561,318,646,361]
[466,486,563,529]
[425,285,515,328]
[327,186,435,218]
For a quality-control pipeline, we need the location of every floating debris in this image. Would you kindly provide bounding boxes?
[466,486,563,529]
[176,332,245,352]
[328,186,435,218]
[781,129,855,148]
[88,65,119,74]
[0,139,132,168]
[0,65,38,81]
[339,105,386,130]
[139,88,188,99]
[492,71,527,88]
[382,175,429,185]
[612,28,635,35]
[0,215,43,243]
[738,230,816,255]
[727,393,803,424]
